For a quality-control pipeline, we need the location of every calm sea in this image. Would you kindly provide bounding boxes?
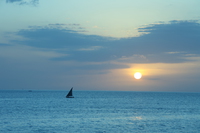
[0,90,200,133]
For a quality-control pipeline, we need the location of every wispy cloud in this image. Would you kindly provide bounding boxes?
[6,0,22,2]
[6,0,39,5]
[78,46,102,51]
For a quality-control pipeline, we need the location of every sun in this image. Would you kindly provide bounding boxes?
[134,72,142,79]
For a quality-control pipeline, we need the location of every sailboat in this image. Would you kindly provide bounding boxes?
[66,87,74,98]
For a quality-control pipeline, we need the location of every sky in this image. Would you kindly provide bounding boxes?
[1,0,200,92]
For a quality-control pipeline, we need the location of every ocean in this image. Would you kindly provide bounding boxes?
[0,90,200,133]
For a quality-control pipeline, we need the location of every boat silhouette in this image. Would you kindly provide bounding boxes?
[66,87,74,98]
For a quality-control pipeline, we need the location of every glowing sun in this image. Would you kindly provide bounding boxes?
[134,72,142,79]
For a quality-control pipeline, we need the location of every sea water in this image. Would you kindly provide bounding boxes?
[0,90,200,133]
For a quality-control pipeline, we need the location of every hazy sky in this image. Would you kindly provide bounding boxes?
[1,0,200,92]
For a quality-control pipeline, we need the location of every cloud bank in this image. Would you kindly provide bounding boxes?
[14,20,200,64]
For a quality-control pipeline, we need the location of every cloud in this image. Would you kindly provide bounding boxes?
[77,46,102,51]
[10,20,200,65]
[14,26,114,63]
[16,27,107,49]
[137,20,200,53]
[112,20,200,63]
[6,0,21,2]
[0,43,11,46]
[6,0,39,5]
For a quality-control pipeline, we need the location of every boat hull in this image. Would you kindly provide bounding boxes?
[66,96,74,98]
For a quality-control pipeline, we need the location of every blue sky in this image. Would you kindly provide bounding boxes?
[1,0,200,92]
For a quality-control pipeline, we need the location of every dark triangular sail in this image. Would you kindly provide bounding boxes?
[66,87,74,98]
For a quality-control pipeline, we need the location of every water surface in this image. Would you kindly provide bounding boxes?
[0,90,200,132]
